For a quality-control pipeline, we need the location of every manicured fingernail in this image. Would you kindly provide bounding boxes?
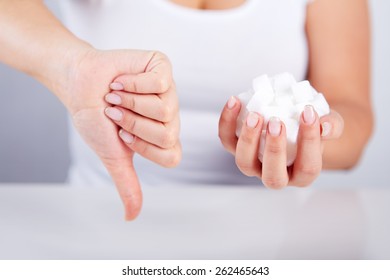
[227,96,237,109]
[246,112,259,128]
[105,107,123,121]
[321,122,332,137]
[110,82,124,91]
[303,105,315,125]
[105,93,122,105]
[119,129,134,144]
[268,117,281,136]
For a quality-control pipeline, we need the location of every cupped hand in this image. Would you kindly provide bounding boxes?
[218,96,344,189]
[62,48,180,220]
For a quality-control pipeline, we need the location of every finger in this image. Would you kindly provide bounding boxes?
[319,109,344,140]
[105,84,179,122]
[290,105,322,187]
[105,106,179,149]
[119,129,182,168]
[235,112,263,178]
[261,117,289,189]
[218,96,241,155]
[111,52,172,94]
[101,153,143,221]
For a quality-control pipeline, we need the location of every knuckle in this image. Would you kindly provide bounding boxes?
[124,95,136,111]
[161,129,177,149]
[266,142,283,155]
[130,79,138,93]
[156,76,170,93]
[219,113,233,130]
[300,128,319,142]
[235,158,256,177]
[303,133,318,143]
[292,181,313,188]
[239,131,255,145]
[218,134,236,154]
[162,150,182,168]
[123,115,137,133]
[159,104,174,122]
[262,177,288,190]
[153,50,168,60]
[148,50,171,93]
[221,142,236,155]
[136,140,149,156]
[218,130,228,144]
[298,164,322,177]
[154,51,171,66]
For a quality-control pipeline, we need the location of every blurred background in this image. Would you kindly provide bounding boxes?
[0,0,389,187]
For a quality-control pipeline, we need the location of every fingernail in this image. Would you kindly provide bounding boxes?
[227,96,237,109]
[105,93,122,105]
[303,105,315,125]
[321,122,332,137]
[246,112,259,128]
[119,129,135,144]
[110,82,124,91]
[268,117,281,137]
[105,107,123,121]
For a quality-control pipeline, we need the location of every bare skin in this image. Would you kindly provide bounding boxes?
[217,0,373,188]
[110,0,371,189]
[0,0,373,217]
[0,0,181,220]
[170,0,246,10]
[111,0,372,189]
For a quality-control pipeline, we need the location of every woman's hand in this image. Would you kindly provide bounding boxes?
[64,48,181,220]
[0,1,181,220]
[103,82,181,168]
[218,96,344,189]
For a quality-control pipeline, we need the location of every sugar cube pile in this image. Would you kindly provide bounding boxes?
[236,73,330,166]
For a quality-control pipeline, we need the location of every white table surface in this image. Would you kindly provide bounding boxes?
[0,183,389,259]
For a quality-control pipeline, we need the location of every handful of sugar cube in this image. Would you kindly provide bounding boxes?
[236,73,330,166]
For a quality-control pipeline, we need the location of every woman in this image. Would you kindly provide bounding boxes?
[0,0,372,219]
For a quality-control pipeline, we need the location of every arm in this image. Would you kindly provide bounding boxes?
[217,0,373,188]
[0,0,90,107]
[306,0,373,169]
[0,0,181,219]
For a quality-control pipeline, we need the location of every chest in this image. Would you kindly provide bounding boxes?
[61,0,309,110]
[169,0,247,10]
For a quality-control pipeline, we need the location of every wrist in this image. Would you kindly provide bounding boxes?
[36,40,95,110]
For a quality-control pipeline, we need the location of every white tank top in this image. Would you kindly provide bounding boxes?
[61,0,310,186]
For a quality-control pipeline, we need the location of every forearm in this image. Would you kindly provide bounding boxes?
[305,0,372,170]
[0,0,92,105]
[322,100,373,170]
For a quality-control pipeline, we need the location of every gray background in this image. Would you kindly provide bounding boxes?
[0,0,389,186]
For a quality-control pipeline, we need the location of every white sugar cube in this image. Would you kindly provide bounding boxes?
[286,140,298,167]
[237,90,253,106]
[285,118,299,166]
[292,80,315,103]
[236,91,254,136]
[293,94,330,120]
[253,74,273,93]
[310,93,330,116]
[275,94,295,114]
[271,72,296,93]
[247,91,274,112]
[284,117,300,143]
[259,105,291,125]
[235,73,330,166]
